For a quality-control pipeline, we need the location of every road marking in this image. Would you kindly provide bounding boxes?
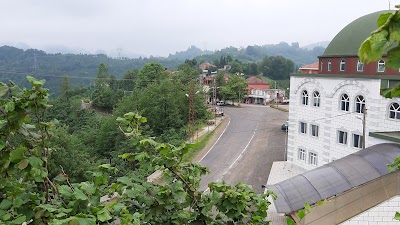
[198,119,231,162]
[222,123,259,175]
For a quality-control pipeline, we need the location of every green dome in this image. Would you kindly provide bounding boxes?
[323,10,394,56]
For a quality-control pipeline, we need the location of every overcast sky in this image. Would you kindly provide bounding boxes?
[0,0,394,57]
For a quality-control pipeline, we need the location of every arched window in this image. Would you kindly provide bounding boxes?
[339,59,346,71]
[355,95,365,113]
[357,59,364,72]
[301,90,309,105]
[327,59,332,71]
[313,91,320,107]
[340,93,350,111]
[389,102,400,119]
[320,59,323,72]
[377,60,385,72]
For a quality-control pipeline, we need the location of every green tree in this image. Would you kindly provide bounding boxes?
[230,60,243,74]
[259,56,294,80]
[135,62,166,89]
[0,77,275,225]
[60,76,72,99]
[220,73,247,104]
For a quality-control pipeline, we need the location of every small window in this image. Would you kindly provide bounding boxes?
[311,124,319,137]
[327,59,332,71]
[301,90,309,105]
[389,102,400,119]
[357,59,364,72]
[339,59,346,71]
[300,122,307,134]
[340,93,350,111]
[309,152,318,166]
[377,60,385,72]
[355,95,365,113]
[313,91,320,107]
[353,134,363,148]
[320,60,323,72]
[338,130,348,144]
[298,148,306,161]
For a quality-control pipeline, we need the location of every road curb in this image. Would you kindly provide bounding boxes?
[270,104,289,112]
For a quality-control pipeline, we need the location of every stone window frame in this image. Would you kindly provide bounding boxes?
[388,102,400,120]
[339,59,346,71]
[337,130,348,145]
[310,124,319,137]
[320,59,323,72]
[356,59,364,72]
[354,95,365,113]
[312,91,321,107]
[352,133,364,149]
[377,59,386,73]
[340,93,350,111]
[309,151,318,166]
[299,121,307,134]
[298,148,306,162]
[301,89,309,106]
[327,59,332,72]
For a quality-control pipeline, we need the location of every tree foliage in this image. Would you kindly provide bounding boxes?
[220,74,248,103]
[0,77,275,224]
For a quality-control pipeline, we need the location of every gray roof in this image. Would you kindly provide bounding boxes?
[266,143,400,213]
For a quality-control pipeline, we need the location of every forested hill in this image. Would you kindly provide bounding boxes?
[0,43,324,92]
[193,42,325,66]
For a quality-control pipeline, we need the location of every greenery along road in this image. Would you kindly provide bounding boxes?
[0,76,276,224]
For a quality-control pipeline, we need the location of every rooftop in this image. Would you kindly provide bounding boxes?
[266,143,400,214]
[322,10,393,57]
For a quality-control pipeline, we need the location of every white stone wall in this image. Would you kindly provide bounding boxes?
[287,76,400,170]
[286,75,400,224]
[340,196,400,225]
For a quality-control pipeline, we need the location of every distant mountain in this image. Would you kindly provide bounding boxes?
[301,41,330,50]
[194,42,325,65]
[0,42,325,94]
[167,45,213,60]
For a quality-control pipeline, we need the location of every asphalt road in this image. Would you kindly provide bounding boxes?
[197,104,288,193]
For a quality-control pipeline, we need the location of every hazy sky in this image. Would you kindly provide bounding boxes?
[0,0,394,57]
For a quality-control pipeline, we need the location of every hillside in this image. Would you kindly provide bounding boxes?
[0,43,324,93]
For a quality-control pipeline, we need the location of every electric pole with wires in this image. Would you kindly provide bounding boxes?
[188,80,195,143]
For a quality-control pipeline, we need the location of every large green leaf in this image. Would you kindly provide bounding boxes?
[387,47,400,72]
[377,12,393,27]
[0,199,12,210]
[11,215,26,224]
[0,85,9,97]
[96,209,112,222]
[9,146,27,162]
[18,159,29,170]
[73,188,89,201]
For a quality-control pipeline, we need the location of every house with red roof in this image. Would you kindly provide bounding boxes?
[299,62,319,74]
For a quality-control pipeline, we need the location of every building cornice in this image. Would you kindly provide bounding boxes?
[290,73,400,80]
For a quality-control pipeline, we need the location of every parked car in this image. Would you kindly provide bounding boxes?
[216,101,225,106]
[281,121,288,131]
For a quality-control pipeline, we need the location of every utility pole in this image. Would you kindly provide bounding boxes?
[213,77,217,125]
[362,108,367,149]
[189,80,195,143]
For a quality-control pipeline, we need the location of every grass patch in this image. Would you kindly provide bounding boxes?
[182,130,215,162]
